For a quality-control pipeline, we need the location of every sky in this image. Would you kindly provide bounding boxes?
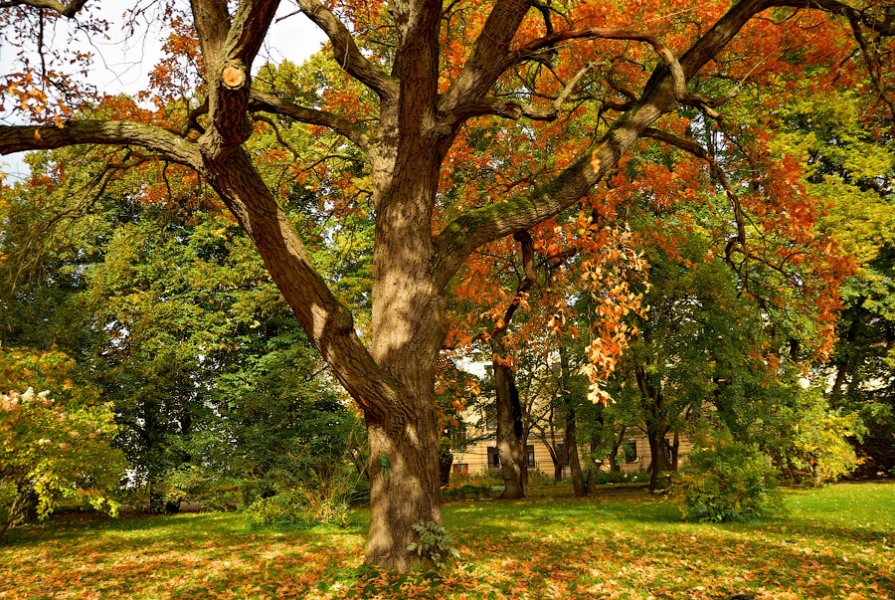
[0,0,327,181]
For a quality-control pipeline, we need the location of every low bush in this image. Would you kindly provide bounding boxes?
[442,483,494,501]
[678,437,781,523]
[591,470,649,485]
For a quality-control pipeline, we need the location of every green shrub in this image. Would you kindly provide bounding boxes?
[245,465,355,529]
[442,483,494,501]
[246,492,307,528]
[678,438,781,523]
[0,386,124,539]
[592,470,649,485]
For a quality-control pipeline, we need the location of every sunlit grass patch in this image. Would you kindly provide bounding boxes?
[1,483,892,599]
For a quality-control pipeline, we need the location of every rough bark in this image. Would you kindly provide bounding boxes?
[493,359,525,499]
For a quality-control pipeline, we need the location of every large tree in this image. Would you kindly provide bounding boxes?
[1,0,893,569]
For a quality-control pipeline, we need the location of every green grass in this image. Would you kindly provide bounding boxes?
[1,483,893,599]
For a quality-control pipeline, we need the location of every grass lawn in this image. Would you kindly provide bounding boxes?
[1,482,892,599]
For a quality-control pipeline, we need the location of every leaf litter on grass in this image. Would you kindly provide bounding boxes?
[1,483,893,599]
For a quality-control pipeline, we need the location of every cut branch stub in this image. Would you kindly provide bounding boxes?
[222,60,248,89]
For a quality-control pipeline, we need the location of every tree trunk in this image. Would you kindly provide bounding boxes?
[364,136,448,569]
[647,427,670,492]
[559,345,586,497]
[365,408,442,570]
[671,428,680,472]
[609,425,626,472]
[493,358,525,499]
[439,449,454,487]
[521,430,530,485]
[565,410,587,497]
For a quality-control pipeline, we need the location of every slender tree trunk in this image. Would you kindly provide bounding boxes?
[439,449,453,487]
[521,430,530,484]
[545,409,564,481]
[671,428,680,472]
[565,410,587,497]
[559,346,586,496]
[493,357,525,499]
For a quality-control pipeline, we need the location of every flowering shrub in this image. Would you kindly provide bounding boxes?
[0,387,125,539]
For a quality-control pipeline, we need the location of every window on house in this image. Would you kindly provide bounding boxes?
[487,446,500,469]
[526,444,535,467]
[452,463,469,474]
[623,439,638,463]
[452,427,467,443]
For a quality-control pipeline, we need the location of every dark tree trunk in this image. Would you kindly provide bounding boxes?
[609,426,626,472]
[439,449,454,487]
[647,426,670,492]
[671,428,680,472]
[565,412,587,497]
[493,358,525,499]
[559,346,587,497]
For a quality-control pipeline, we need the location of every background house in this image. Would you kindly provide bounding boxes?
[449,416,693,479]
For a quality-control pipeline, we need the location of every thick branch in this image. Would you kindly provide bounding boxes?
[195,0,282,158]
[0,0,87,17]
[295,0,398,101]
[441,63,595,127]
[0,121,201,167]
[190,0,230,60]
[249,90,371,151]
[439,0,534,114]
[204,148,400,422]
[225,0,281,64]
